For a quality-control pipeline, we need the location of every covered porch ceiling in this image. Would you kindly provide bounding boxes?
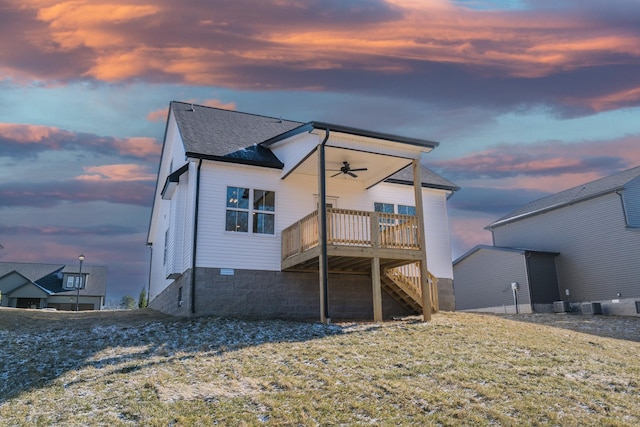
[282,129,434,189]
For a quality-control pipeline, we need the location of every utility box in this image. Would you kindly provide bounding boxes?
[553,301,570,313]
[581,302,602,315]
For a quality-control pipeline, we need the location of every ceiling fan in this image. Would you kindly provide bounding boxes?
[330,161,368,178]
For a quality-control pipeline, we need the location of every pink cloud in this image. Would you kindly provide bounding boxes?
[112,137,161,157]
[0,122,160,159]
[449,215,494,258]
[434,135,640,188]
[76,164,156,182]
[3,1,640,112]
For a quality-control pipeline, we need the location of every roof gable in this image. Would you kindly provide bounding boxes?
[171,101,302,166]
[488,165,640,228]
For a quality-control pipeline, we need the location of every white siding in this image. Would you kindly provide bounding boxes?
[492,192,640,301]
[194,163,454,277]
[148,115,189,300]
[270,133,320,177]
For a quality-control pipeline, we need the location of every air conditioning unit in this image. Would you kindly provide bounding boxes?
[553,301,570,313]
[581,302,602,315]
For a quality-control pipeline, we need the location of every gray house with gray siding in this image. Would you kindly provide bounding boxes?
[454,246,559,313]
[454,166,640,316]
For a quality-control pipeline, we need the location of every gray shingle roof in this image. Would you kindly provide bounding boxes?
[170,101,457,190]
[387,165,459,191]
[0,262,107,297]
[171,101,303,167]
[0,262,64,283]
[488,165,640,228]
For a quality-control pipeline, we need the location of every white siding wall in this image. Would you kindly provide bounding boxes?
[195,163,454,278]
[492,192,640,301]
[148,115,188,301]
[270,133,320,177]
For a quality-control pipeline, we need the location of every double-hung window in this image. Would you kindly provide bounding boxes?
[226,186,275,234]
[65,275,84,289]
[374,202,417,226]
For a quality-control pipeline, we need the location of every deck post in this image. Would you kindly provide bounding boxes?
[318,132,330,324]
[413,159,432,321]
[371,257,383,322]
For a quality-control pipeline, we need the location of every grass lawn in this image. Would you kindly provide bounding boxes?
[1,308,639,426]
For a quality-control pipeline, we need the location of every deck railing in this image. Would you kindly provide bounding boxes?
[385,263,439,312]
[282,208,420,260]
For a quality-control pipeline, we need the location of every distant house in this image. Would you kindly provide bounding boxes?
[0,262,107,310]
[454,246,560,314]
[453,166,640,316]
[147,101,459,322]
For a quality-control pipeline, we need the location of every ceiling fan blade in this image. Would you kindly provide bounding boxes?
[350,168,368,172]
[330,171,343,178]
[347,172,358,178]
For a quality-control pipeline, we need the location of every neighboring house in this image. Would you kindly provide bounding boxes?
[147,101,459,322]
[453,166,640,316]
[0,262,107,310]
[454,246,560,314]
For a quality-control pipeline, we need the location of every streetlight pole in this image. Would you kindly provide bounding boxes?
[75,254,85,311]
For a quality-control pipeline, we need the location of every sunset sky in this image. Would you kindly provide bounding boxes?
[2,0,640,302]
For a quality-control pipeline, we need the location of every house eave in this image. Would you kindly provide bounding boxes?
[186,152,284,169]
[486,187,624,230]
[384,178,460,192]
[311,122,439,150]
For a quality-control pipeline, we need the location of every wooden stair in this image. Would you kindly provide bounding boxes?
[381,264,439,315]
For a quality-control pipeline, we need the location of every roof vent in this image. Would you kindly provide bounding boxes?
[188,104,195,112]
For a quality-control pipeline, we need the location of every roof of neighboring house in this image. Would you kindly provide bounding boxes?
[0,262,64,283]
[170,101,457,191]
[453,245,560,265]
[487,165,640,229]
[0,262,107,297]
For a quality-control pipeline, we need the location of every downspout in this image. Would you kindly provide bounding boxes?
[191,159,202,315]
[319,128,330,322]
[146,243,152,307]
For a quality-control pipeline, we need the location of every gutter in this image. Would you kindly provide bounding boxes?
[191,159,202,315]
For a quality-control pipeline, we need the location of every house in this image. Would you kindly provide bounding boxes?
[0,262,107,310]
[453,246,560,314]
[147,101,459,322]
[453,166,640,316]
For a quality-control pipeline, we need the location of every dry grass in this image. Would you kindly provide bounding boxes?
[1,307,639,426]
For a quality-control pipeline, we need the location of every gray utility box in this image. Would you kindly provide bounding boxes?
[553,301,571,313]
[581,302,602,315]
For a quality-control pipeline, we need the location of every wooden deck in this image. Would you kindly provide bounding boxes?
[281,208,439,315]
[282,208,422,272]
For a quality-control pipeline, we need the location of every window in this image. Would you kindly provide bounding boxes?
[398,205,416,216]
[163,228,169,265]
[374,203,416,216]
[374,202,417,225]
[226,186,275,234]
[65,275,84,289]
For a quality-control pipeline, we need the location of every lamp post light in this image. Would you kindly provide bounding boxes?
[75,254,85,311]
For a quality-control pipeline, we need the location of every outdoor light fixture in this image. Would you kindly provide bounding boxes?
[75,254,85,312]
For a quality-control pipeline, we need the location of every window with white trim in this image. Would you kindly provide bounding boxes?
[226,186,275,234]
[65,275,84,289]
[374,202,416,225]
